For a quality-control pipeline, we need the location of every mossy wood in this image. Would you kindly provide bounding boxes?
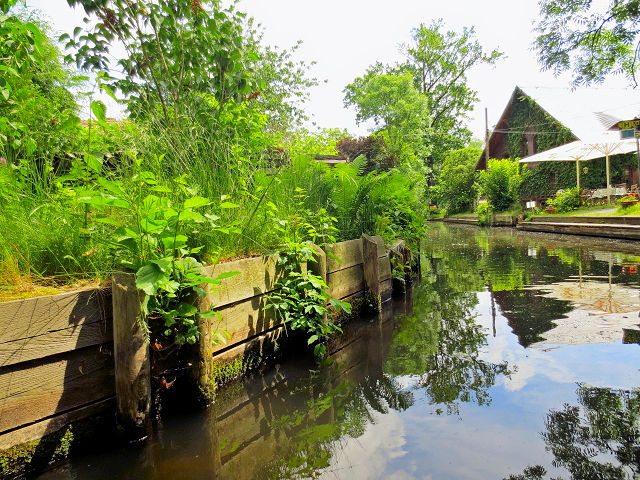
[0,236,398,466]
[362,234,382,309]
[201,254,279,309]
[111,273,151,435]
[325,239,363,273]
[0,289,112,367]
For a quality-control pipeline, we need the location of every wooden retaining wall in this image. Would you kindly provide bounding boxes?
[0,288,113,452]
[0,235,395,466]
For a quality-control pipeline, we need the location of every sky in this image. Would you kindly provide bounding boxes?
[26,0,637,141]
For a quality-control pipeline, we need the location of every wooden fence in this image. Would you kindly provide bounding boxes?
[0,235,400,476]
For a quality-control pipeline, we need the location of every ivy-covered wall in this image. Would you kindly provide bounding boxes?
[520,155,636,198]
[505,91,575,159]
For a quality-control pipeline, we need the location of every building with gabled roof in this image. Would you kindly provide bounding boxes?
[476,86,640,197]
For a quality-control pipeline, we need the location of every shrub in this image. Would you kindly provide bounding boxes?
[548,187,581,213]
[434,146,480,214]
[478,158,525,212]
[476,202,493,226]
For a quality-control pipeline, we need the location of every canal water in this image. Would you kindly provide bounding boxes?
[39,224,640,480]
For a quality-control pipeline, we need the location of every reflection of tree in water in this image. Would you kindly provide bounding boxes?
[385,253,510,415]
[493,290,573,347]
[504,385,640,480]
[256,371,413,479]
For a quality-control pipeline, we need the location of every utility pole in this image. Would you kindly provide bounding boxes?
[485,107,490,166]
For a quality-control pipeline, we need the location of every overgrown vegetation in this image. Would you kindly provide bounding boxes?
[477,158,526,212]
[0,0,428,356]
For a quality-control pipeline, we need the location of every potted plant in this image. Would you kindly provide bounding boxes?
[544,198,556,214]
[618,193,638,208]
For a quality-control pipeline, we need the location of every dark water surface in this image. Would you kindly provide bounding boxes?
[40,225,640,480]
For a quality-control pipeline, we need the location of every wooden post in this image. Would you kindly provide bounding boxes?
[362,234,381,311]
[196,287,217,404]
[389,240,406,294]
[111,272,151,438]
[308,242,328,322]
[403,244,412,286]
[308,243,327,284]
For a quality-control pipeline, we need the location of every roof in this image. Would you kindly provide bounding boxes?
[519,86,640,140]
[478,86,640,168]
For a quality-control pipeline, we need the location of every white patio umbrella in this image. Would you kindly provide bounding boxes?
[518,141,600,190]
[585,131,638,203]
[519,133,638,203]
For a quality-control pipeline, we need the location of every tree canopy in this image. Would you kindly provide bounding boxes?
[535,0,640,86]
[343,21,501,180]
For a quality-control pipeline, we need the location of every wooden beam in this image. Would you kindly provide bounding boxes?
[0,289,111,367]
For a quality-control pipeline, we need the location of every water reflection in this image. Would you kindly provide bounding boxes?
[504,385,640,480]
[38,224,640,480]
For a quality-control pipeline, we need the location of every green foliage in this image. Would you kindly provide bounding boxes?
[400,20,502,169]
[244,21,319,132]
[70,162,239,345]
[280,127,349,158]
[343,72,431,168]
[336,135,397,173]
[475,202,493,226]
[478,158,525,212]
[0,8,79,160]
[535,0,640,86]
[547,186,581,213]
[63,0,255,119]
[434,146,480,213]
[264,195,350,357]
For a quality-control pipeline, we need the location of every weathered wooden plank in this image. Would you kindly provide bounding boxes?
[211,295,280,354]
[0,397,115,451]
[0,319,112,368]
[378,254,391,282]
[202,255,279,309]
[308,243,327,284]
[0,345,114,434]
[326,239,363,273]
[327,265,365,300]
[0,289,111,367]
[372,235,386,258]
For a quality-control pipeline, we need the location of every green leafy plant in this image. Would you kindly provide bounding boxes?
[264,192,351,358]
[72,163,239,345]
[476,202,493,226]
[547,187,581,213]
[478,158,525,212]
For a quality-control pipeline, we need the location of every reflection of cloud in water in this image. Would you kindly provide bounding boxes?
[320,410,410,480]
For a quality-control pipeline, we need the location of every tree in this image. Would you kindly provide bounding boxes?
[62,0,256,122]
[434,146,481,213]
[401,20,502,154]
[343,72,431,168]
[478,158,526,212]
[244,24,319,133]
[0,1,79,161]
[535,0,640,86]
[343,21,502,178]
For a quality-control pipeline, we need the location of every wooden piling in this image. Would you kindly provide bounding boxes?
[196,287,217,403]
[111,273,151,437]
[308,243,327,284]
[362,234,381,310]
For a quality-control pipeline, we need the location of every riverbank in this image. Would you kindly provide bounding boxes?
[517,215,640,240]
[0,235,412,479]
[431,212,640,242]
